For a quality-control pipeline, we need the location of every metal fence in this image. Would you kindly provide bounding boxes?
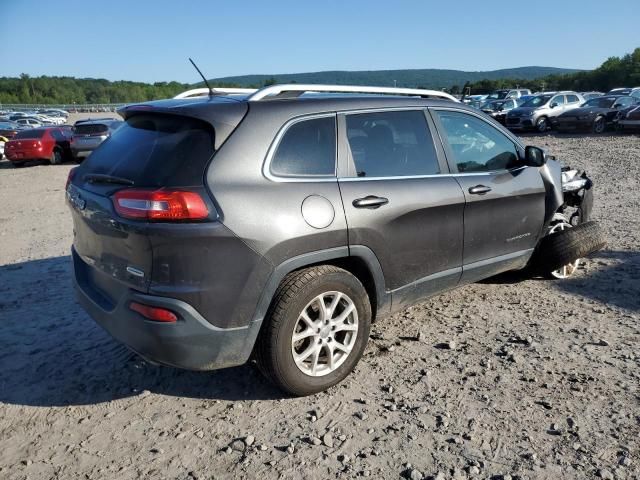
[0,103,127,113]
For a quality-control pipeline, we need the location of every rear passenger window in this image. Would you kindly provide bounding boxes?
[270,116,336,177]
[434,110,519,173]
[345,110,439,178]
[566,95,579,103]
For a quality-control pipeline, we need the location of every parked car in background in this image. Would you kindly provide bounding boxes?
[0,135,7,160]
[480,98,518,124]
[4,127,72,167]
[581,92,604,101]
[618,103,640,131]
[0,121,24,139]
[551,95,637,133]
[506,91,584,132]
[486,89,531,100]
[15,118,43,128]
[516,95,534,106]
[70,119,123,161]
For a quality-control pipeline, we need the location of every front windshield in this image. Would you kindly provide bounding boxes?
[582,97,616,108]
[522,95,552,108]
[487,90,508,100]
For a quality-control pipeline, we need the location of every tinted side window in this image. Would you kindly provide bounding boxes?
[345,110,439,178]
[615,97,632,107]
[551,95,565,106]
[434,110,519,173]
[566,94,579,103]
[270,116,336,177]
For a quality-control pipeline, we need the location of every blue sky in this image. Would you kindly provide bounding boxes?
[2,0,638,83]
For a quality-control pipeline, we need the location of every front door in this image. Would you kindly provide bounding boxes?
[431,108,546,284]
[337,109,465,309]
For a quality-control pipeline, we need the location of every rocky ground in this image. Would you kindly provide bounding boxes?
[0,128,638,480]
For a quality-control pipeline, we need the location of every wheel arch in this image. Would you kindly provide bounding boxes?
[251,246,389,326]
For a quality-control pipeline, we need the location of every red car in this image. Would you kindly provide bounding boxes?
[5,127,72,167]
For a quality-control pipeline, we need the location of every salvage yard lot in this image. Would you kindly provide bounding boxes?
[0,133,638,479]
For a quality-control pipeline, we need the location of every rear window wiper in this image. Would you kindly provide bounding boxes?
[83,173,135,186]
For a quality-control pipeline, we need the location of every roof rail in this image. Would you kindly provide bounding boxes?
[173,87,258,99]
[246,84,459,102]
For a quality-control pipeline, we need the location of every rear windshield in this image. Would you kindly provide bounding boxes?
[14,129,45,139]
[74,123,109,135]
[79,114,215,187]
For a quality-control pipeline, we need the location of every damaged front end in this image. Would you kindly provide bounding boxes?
[557,167,594,226]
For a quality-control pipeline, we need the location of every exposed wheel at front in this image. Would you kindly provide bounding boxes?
[256,265,371,396]
[547,222,580,279]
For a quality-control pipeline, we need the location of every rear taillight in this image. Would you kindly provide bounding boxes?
[129,302,177,322]
[66,167,77,190]
[112,189,209,221]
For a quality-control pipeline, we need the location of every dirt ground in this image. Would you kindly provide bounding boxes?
[0,128,638,480]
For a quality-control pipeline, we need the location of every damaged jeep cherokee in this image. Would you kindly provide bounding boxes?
[67,84,605,396]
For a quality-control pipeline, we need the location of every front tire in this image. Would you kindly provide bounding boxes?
[592,116,605,134]
[256,266,371,396]
[535,116,549,133]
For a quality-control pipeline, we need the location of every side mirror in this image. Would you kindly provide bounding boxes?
[524,146,546,167]
[550,102,558,108]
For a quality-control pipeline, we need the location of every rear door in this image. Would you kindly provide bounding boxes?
[337,109,465,308]
[430,108,546,283]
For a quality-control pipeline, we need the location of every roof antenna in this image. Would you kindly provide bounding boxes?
[188,57,214,97]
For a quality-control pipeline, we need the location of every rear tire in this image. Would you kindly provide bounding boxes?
[531,221,607,277]
[50,149,63,165]
[255,265,371,396]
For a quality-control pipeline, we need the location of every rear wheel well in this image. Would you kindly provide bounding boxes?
[284,257,379,321]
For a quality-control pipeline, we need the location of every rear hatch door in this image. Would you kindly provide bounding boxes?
[68,113,217,294]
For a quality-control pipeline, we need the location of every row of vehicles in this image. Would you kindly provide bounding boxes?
[0,108,69,127]
[0,118,122,166]
[467,87,640,133]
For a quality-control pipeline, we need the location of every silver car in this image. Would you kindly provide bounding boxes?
[506,92,585,132]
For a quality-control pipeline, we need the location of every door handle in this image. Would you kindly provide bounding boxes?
[352,195,389,209]
[468,185,492,195]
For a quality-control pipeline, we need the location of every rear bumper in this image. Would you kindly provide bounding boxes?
[6,150,44,161]
[72,248,262,371]
[70,148,93,158]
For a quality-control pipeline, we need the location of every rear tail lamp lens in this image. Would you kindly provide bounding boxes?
[129,302,178,322]
[113,189,209,221]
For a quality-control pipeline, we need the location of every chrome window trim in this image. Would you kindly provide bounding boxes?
[338,166,527,182]
[262,112,338,183]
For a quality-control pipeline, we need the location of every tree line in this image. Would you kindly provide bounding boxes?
[1,48,637,105]
[457,48,639,95]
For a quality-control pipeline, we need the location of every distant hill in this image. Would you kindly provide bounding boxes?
[208,66,583,89]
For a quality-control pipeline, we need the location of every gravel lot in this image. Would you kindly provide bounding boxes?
[0,129,638,480]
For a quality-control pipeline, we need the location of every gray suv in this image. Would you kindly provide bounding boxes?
[506,91,584,132]
[67,84,599,396]
[71,118,123,161]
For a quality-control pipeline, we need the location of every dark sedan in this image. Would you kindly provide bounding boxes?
[479,98,518,124]
[551,95,637,133]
